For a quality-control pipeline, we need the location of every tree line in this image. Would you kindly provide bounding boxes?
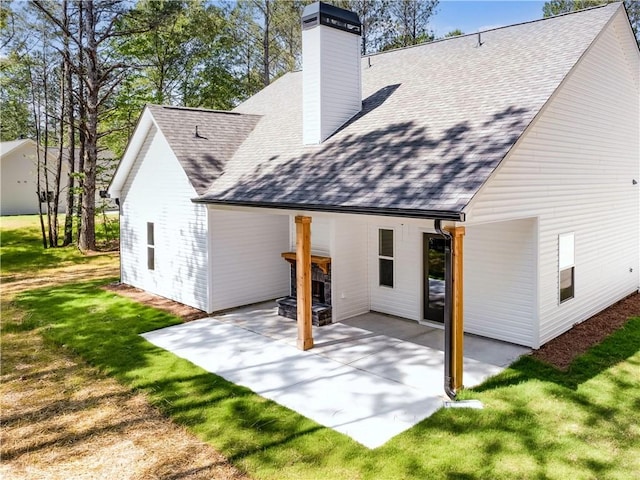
[0,0,444,250]
[1,1,637,251]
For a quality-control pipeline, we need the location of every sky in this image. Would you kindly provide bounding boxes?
[430,1,547,37]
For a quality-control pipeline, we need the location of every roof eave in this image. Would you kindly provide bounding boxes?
[192,197,465,222]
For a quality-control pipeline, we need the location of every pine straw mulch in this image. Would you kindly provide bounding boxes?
[103,282,210,322]
[532,292,640,370]
[105,283,640,372]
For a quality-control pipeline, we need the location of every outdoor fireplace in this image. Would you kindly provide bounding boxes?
[276,252,332,326]
[312,280,324,303]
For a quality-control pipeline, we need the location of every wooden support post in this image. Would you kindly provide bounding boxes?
[295,215,313,350]
[447,226,465,391]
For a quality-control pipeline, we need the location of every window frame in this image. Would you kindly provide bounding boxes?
[378,228,394,288]
[147,222,155,271]
[558,232,575,304]
[39,190,53,203]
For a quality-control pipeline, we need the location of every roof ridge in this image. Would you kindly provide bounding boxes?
[363,1,621,59]
[147,104,257,116]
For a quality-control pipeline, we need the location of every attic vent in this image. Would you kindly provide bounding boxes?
[303,16,318,28]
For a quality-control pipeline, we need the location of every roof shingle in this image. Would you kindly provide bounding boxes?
[147,105,260,195]
[176,4,623,216]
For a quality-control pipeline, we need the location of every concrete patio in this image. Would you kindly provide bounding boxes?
[142,302,529,448]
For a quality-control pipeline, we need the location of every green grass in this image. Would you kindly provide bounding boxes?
[0,214,118,275]
[6,280,640,480]
[3,215,638,479]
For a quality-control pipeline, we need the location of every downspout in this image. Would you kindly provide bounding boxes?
[435,219,456,400]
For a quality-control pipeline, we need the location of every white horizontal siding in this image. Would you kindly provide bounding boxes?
[289,215,332,256]
[368,221,424,321]
[209,209,290,311]
[466,11,640,345]
[331,216,369,321]
[120,126,209,311]
[464,219,537,347]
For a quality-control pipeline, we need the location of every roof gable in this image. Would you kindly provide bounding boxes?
[109,105,260,197]
[146,105,260,194]
[194,2,624,218]
[0,139,34,157]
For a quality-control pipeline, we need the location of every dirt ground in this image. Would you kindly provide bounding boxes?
[105,283,640,371]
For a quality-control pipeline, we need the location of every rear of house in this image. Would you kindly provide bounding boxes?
[110,2,639,351]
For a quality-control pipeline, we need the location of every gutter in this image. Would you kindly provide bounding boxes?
[435,219,457,400]
[192,198,465,222]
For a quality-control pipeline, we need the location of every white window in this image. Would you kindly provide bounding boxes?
[378,228,394,287]
[147,222,155,270]
[559,233,574,303]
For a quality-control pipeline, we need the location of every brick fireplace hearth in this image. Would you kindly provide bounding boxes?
[276,252,332,326]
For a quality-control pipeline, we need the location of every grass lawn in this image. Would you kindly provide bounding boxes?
[2,218,639,479]
[1,215,248,479]
[0,214,119,277]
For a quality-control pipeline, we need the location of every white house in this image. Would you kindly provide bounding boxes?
[1,138,119,216]
[109,3,639,355]
[0,139,62,216]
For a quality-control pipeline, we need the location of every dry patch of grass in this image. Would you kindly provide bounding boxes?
[1,216,250,480]
[0,306,250,480]
[1,257,120,297]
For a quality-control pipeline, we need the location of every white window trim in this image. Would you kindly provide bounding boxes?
[378,227,395,288]
[147,221,155,271]
[558,232,575,304]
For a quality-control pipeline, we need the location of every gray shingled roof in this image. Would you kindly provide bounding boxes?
[146,105,260,194]
[186,3,622,218]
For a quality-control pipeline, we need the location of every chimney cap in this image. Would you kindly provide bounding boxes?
[302,1,361,35]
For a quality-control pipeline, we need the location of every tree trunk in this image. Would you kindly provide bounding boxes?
[78,0,97,251]
[42,52,55,249]
[262,0,270,86]
[63,0,75,246]
[52,59,65,247]
[29,65,48,249]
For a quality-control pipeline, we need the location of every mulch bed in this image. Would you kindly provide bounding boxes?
[105,282,639,372]
[532,292,639,370]
[102,283,209,322]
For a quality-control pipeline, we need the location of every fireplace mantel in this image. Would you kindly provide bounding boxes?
[281,252,331,275]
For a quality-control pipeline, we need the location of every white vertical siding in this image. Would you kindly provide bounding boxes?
[368,221,425,321]
[466,12,640,345]
[209,209,290,311]
[120,126,209,311]
[331,216,369,321]
[464,219,537,347]
[302,25,361,144]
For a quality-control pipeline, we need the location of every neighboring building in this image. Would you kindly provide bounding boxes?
[1,138,119,216]
[0,139,62,216]
[109,2,639,349]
